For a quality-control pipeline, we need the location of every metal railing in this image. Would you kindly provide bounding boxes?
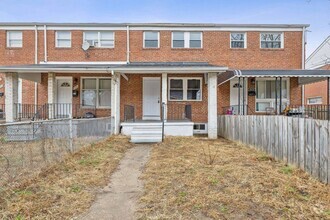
[0,104,5,120]
[124,105,135,122]
[222,105,252,115]
[285,105,330,120]
[14,103,99,121]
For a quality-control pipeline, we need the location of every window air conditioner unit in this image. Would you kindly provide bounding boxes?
[86,40,96,47]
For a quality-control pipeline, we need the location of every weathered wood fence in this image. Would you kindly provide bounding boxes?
[218,115,330,184]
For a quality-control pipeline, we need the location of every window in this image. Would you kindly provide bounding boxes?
[169,78,202,101]
[172,32,202,48]
[143,31,159,48]
[255,79,289,112]
[260,33,283,48]
[82,78,111,108]
[56,31,71,48]
[7,31,22,48]
[307,97,322,105]
[83,31,114,48]
[193,123,207,134]
[230,32,246,48]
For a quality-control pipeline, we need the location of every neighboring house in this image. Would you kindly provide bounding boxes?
[0,22,329,141]
[305,36,330,105]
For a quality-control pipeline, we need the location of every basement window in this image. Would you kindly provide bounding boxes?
[193,123,207,134]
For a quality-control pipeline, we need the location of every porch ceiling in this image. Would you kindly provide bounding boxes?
[217,69,330,86]
[0,62,228,74]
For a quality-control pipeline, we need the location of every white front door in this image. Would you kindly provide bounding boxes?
[143,77,161,120]
[230,78,247,115]
[56,78,72,118]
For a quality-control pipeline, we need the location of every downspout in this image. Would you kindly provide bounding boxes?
[301,26,306,105]
[126,25,130,64]
[34,25,38,110]
[44,25,47,62]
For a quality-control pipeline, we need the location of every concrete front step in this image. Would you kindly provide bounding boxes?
[131,126,163,143]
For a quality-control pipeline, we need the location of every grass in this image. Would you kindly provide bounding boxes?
[139,136,330,219]
[0,135,132,219]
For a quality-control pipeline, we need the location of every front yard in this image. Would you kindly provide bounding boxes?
[139,137,330,219]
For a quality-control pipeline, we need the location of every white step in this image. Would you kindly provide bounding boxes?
[131,126,163,143]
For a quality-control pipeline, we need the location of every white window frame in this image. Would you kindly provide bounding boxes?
[6,31,23,48]
[260,32,284,49]
[83,31,115,48]
[143,31,160,48]
[230,32,247,49]
[168,77,203,101]
[255,78,290,112]
[307,97,322,105]
[55,31,71,48]
[171,32,203,49]
[81,77,112,109]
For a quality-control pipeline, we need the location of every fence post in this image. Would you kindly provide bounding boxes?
[69,114,73,152]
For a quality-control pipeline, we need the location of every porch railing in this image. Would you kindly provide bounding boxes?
[166,103,192,121]
[0,104,5,120]
[222,105,252,115]
[285,105,330,120]
[124,105,135,122]
[14,103,99,121]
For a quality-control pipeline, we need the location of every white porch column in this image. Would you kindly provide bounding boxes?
[5,72,19,122]
[48,72,56,119]
[111,72,121,134]
[208,72,218,139]
[162,73,168,121]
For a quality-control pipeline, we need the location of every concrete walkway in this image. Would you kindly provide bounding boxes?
[81,145,151,220]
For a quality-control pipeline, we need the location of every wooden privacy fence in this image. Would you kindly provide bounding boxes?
[218,115,330,184]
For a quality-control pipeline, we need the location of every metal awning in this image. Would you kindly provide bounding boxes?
[0,62,228,74]
[218,69,330,85]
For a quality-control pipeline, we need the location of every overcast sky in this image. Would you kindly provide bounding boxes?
[0,0,329,56]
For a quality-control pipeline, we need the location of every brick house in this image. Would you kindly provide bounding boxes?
[304,36,330,105]
[0,22,329,141]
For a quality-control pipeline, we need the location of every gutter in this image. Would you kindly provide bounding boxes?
[44,25,47,62]
[126,25,130,63]
[34,25,38,110]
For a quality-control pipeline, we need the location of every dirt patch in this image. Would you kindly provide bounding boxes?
[138,137,330,219]
[81,145,151,220]
[0,135,132,219]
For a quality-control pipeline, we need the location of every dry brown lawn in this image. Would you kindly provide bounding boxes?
[0,136,132,219]
[139,136,330,219]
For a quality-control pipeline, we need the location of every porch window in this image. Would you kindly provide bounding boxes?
[83,31,114,48]
[143,31,159,48]
[307,97,322,105]
[260,32,283,49]
[230,32,246,48]
[55,31,71,48]
[172,32,202,48]
[256,78,289,112]
[82,78,111,108]
[169,78,202,101]
[7,31,22,48]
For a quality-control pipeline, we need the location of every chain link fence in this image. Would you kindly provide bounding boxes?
[0,117,113,188]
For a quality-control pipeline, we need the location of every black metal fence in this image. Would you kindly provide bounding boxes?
[166,103,192,121]
[124,105,135,122]
[0,104,5,120]
[285,105,330,120]
[14,103,99,121]
[222,105,251,115]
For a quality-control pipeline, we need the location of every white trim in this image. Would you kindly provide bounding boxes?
[230,32,247,49]
[168,77,203,101]
[171,31,203,49]
[82,31,115,48]
[260,32,284,49]
[130,27,304,32]
[55,30,72,48]
[143,31,160,48]
[39,61,127,65]
[80,77,112,109]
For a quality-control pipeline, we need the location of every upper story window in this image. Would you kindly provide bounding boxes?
[230,32,246,48]
[143,31,159,48]
[83,31,114,48]
[169,78,202,101]
[55,31,71,48]
[172,32,202,49]
[7,31,22,48]
[260,32,283,49]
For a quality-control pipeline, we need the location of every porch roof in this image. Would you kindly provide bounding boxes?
[217,69,330,86]
[0,62,228,74]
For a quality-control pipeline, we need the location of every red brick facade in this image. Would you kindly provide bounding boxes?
[0,25,304,122]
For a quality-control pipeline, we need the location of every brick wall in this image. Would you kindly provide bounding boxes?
[304,64,330,105]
